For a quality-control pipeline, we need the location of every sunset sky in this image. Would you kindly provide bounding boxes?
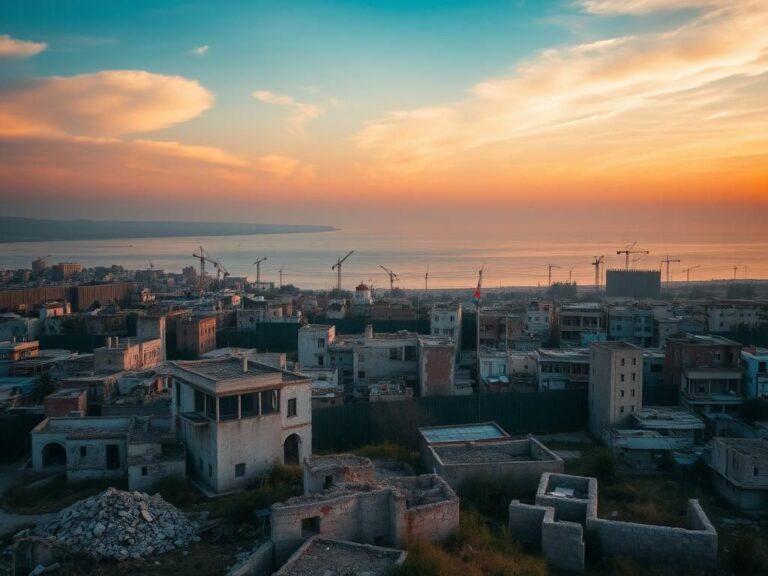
[1,0,767,230]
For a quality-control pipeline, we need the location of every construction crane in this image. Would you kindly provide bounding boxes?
[592,256,605,289]
[660,256,680,286]
[682,265,700,293]
[331,251,354,291]
[425,266,429,292]
[617,242,649,270]
[148,260,154,271]
[547,264,560,287]
[568,268,574,283]
[214,260,230,282]
[253,256,267,284]
[380,265,400,292]
[192,246,213,290]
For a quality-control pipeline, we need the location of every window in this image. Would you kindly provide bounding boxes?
[620,390,625,398]
[631,388,636,397]
[358,370,366,379]
[205,394,216,419]
[389,347,400,361]
[318,356,324,366]
[208,463,213,477]
[317,338,325,349]
[621,358,625,367]
[404,346,418,361]
[260,389,279,414]
[80,446,87,457]
[632,373,636,382]
[194,389,205,413]
[235,463,246,477]
[220,395,238,421]
[141,466,148,477]
[632,357,637,365]
[241,392,259,417]
[302,516,320,535]
[287,398,297,417]
[620,374,625,382]
[106,444,120,470]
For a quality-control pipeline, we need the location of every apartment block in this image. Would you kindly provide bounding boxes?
[589,342,643,442]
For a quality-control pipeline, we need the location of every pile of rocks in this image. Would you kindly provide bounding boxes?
[35,487,199,560]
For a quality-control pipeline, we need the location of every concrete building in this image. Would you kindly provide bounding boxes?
[605,269,661,299]
[642,348,666,388]
[43,388,87,417]
[0,314,39,342]
[38,301,70,320]
[418,336,456,396]
[136,314,167,362]
[84,306,127,336]
[176,316,217,357]
[303,454,375,494]
[270,474,458,563]
[171,357,312,492]
[298,324,335,369]
[665,334,743,416]
[557,303,605,346]
[0,340,40,376]
[430,303,462,351]
[537,348,590,391]
[706,300,761,333]
[526,301,553,338]
[589,342,643,442]
[274,537,406,576]
[742,346,768,399]
[606,306,655,347]
[51,262,81,282]
[508,472,717,573]
[419,422,510,470]
[710,438,768,512]
[94,337,163,374]
[30,415,184,490]
[300,367,343,408]
[427,436,563,494]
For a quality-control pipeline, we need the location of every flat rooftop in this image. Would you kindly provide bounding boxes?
[305,454,372,472]
[275,537,406,576]
[592,341,641,351]
[433,438,559,465]
[34,416,132,437]
[173,357,306,383]
[419,422,508,444]
[634,407,705,430]
[717,438,768,458]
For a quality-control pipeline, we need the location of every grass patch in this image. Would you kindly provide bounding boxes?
[458,474,532,521]
[150,475,205,510]
[3,475,124,514]
[599,478,692,527]
[392,509,548,576]
[200,464,303,524]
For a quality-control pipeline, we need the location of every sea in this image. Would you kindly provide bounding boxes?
[0,227,765,290]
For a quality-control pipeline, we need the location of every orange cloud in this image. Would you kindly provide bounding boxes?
[0,70,213,137]
[353,0,768,200]
[0,34,47,58]
[252,90,325,135]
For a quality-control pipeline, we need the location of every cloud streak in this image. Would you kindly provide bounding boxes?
[188,45,209,56]
[0,34,47,58]
[353,0,768,198]
[252,89,325,135]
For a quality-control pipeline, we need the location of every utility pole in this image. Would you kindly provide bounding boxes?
[278,266,284,289]
[568,268,574,283]
[660,256,681,287]
[331,251,354,292]
[548,264,560,287]
[253,256,267,284]
[592,256,604,289]
[733,265,738,281]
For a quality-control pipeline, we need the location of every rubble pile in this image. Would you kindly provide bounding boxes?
[36,487,199,560]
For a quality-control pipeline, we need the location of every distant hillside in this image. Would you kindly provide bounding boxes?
[0,217,336,243]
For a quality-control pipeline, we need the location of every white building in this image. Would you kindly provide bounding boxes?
[353,282,373,305]
[589,341,643,442]
[94,337,163,374]
[430,304,462,351]
[171,357,312,493]
[298,324,336,368]
[707,301,761,333]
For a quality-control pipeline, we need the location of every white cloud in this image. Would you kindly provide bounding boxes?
[188,45,209,56]
[0,34,47,58]
[252,89,325,135]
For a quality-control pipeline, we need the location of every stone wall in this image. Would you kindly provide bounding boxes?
[508,501,549,547]
[303,454,375,495]
[586,500,717,569]
[534,473,597,524]
[542,513,584,573]
[226,541,274,576]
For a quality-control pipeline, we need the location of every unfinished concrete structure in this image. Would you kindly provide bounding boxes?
[30,415,184,490]
[508,472,717,573]
[710,437,768,512]
[271,474,459,563]
[427,436,563,494]
[274,537,407,576]
[418,421,510,470]
[303,454,375,495]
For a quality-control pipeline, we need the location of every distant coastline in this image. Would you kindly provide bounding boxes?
[0,217,337,243]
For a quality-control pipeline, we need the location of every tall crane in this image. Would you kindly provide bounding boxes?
[425,266,429,292]
[547,264,560,287]
[660,256,680,286]
[331,251,354,291]
[592,256,605,289]
[380,265,400,292]
[253,256,267,284]
[682,265,700,293]
[617,242,649,269]
[192,246,212,290]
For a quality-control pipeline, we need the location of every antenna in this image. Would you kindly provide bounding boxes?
[331,251,354,291]
[253,256,267,284]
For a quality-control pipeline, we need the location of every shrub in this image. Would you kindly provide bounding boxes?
[458,474,527,521]
[151,475,202,509]
[587,447,617,485]
[725,533,768,576]
[353,443,418,468]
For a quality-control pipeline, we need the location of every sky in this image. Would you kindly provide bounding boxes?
[0,0,767,233]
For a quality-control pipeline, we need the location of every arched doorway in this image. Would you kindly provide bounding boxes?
[283,434,301,465]
[42,443,66,468]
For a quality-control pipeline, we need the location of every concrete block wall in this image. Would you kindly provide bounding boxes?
[302,455,375,495]
[226,540,274,576]
[508,500,549,547]
[586,499,717,569]
[405,497,460,544]
[535,473,597,524]
[542,515,584,573]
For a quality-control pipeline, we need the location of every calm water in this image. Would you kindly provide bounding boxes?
[0,227,764,290]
